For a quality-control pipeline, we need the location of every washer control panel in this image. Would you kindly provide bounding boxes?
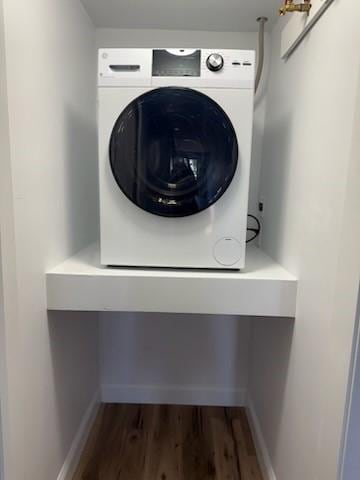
[152,49,254,77]
[153,49,201,77]
[98,48,255,88]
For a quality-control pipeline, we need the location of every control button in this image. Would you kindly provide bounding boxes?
[213,238,242,266]
[206,53,224,72]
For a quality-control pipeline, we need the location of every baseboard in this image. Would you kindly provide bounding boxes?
[57,390,100,480]
[246,395,277,480]
[101,383,247,406]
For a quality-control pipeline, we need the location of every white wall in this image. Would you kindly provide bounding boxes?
[96,28,269,403]
[101,313,251,404]
[1,1,100,479]
[337,66,360,480]
[249,1,360,479]
[341,287,360,479]
[0,1,19,477]
[0,0,7,470]
[0,241,6,480]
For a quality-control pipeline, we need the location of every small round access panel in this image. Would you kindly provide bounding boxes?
[213,238,242,266]
[109,87,238,217]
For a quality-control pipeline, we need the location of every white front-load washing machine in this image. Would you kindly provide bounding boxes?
[98,48,255,269]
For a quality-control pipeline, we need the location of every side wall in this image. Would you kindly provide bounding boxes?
[96,28,268,404]
[341,288,360,479]
[336,67,360,480]
[249,1,360,479]
[0,0,19,476]
[2,1,100,479]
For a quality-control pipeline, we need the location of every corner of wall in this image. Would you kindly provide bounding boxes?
[56,390,101,480]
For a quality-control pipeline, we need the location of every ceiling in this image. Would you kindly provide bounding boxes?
[81,0,280,32]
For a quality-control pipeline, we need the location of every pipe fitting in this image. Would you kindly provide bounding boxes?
[279,0,312,16]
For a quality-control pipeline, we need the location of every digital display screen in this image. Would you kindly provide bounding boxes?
[152,49,201,77]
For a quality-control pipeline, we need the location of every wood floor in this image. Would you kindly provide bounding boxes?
[73,404,263,480]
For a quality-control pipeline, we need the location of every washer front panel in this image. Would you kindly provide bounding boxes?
[98,50,255,268]
[109,87,238,217]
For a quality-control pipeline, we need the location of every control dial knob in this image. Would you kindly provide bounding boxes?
[206,53,224,72]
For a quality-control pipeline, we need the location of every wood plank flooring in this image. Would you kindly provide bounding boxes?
[73,404,263,480]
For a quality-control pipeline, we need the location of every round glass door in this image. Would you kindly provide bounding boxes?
[109,87,238,217]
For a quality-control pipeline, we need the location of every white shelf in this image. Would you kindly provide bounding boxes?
[46,244,297,317]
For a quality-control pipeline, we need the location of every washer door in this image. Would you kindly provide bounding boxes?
[109,87,238,217]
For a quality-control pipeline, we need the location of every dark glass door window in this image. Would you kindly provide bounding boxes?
[109,87,238,217]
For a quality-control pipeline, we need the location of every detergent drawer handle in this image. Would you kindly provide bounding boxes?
[109,64,140,72]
